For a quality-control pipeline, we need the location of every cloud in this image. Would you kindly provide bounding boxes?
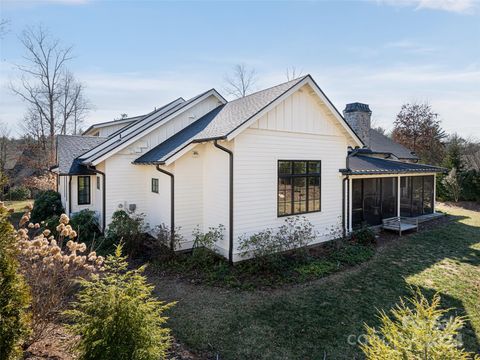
[374,0,477,14]
[384,40,437,54]
[1,62,479,139]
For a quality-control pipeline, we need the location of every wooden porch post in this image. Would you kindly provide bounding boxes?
[433,174,437,213]
[397,175,401,218]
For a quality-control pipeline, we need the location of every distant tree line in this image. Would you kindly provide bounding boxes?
[391,102,480,202]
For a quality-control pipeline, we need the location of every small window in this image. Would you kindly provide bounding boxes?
[78,176,91,205]
[151,178,159,193]
[96,176,101,190]
[278,160,321,216]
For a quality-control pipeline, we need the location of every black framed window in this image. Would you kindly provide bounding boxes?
[96,176,101,190]
[151,178,159,193]
[278,160,321,216]
[78,176,91,205]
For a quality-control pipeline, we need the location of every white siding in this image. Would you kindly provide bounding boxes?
[118,95,220,158]
[232,88,349,261]
[202,142,230,255]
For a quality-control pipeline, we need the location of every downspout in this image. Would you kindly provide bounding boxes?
[213,140,233,264]
[68,175,72,216]
[155,165,175,250]
[86,166,106,233]
[342,177,347,238]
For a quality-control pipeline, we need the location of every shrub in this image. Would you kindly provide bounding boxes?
[154,223,184,253]
[361,290,479,360]
[238,216,316,266]
[0,203,30,360]
[7,186,31,201]
[443,168,462,202]
[31,190,63,223]
[190,224,225,266]
[329,244,375,266]
[65,246,176,360]
[459,170,480,201]
[104,210,148,257]
[16,210,103,345]
[70,209,101,249]
[351,225,376,246]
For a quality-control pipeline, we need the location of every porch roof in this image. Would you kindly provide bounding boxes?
[340,155,446,175]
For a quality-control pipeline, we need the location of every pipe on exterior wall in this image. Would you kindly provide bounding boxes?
[213,140,233,264]
[155,165,175,250]
[68,175,72,216]
[87,166,106,233]
[342,177,347,238]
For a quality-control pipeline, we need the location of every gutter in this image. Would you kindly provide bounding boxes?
[155,165,175,250]
[86,165,106,233]
[213,140,234,264]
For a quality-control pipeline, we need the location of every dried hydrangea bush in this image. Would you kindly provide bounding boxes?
[15,204,104,345]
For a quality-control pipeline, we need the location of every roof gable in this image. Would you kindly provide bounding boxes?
[134,75,364,165]
[81,89,226,166]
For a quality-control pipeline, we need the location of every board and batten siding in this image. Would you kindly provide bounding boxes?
[232,88,350,260]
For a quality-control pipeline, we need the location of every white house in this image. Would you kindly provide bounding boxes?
[52,75,444,262]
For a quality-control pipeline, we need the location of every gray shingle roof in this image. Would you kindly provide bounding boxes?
[369,129,418,160]
[56,135,107,175]
[341,155,445,175]
[134,76,308,164]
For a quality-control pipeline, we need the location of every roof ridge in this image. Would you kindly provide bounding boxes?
[226,75,309,104]
[57,134,107,138]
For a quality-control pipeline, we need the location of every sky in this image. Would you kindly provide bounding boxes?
[0,0,479,138]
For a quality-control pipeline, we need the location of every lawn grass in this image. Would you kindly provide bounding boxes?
[149,204,480,359]
[4,199,33,227]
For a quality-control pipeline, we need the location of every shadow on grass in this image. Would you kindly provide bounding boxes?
[157,214,480,359]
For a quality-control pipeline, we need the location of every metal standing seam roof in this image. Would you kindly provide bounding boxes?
[81,114,144,136]
[134,76,310,164]
[55,135,108,175]
[341,155,446,175]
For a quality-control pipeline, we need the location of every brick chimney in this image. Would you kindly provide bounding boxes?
[343,102,371,147]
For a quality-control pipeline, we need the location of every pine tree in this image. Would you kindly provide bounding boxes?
[361,290,479,360]
[0,203,31,359]
[65,246,176,360]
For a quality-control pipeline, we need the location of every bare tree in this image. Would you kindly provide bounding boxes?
[11,26,89,160]
[0,122,10,173]
[285,66,303,81]
[224,63,257,98]
[59,71,89,134]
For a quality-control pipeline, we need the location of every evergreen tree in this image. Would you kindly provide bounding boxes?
[65,246,176,360]
[0,204,31,359]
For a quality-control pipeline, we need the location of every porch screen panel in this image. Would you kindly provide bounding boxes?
[400,177,412,217]
[352,180,363,227]
[411,176,424,216]
[423,176,434,214]
[363,178,382,225]
[381,177,397,219]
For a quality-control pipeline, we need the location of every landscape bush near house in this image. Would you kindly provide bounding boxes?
[6,186,31,201]
[350,225,376,246]
[104,209,149,257]
[191,224,225,266]
[30,190,64,223]
[238,216,316,268]
[70,209,102,249]
[361,290,479,360]
[16,209,103,345]
[65,246,176,360]
[154,223,184,254]
[22,173,57,196]
[0,203,30,360]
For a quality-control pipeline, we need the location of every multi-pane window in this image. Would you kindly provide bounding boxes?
[151,178,159,193]
[278,160,321,216]
[78,176,91,205]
